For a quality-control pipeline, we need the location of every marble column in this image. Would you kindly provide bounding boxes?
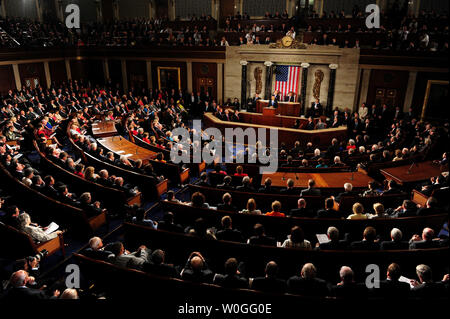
[186,61,193,93]
[403,71,417,112]
[121,60,128,92]
[146,61,152,90]
[327,63,338,116]
[44,61,51,88]
[65,59,72,81]
[300,62,310,115]
[358,68,371,107]
[263,61,273,100]
[240,60,248,110]
[0,0,6,18]
[103,59,110,84]
[12,64,21,91]
[217,63,224,104]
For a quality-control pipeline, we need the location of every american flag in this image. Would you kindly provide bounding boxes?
[274,65,300,98]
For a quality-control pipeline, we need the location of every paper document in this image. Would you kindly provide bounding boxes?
[399,276,415,289]
[316,234,331,244]
[116,150,125,154]
[44,222,59,235]
[13,154,23,160]
[124,154,133,157]
[74,158,81,165]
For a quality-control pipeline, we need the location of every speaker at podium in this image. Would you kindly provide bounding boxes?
[262,107,277,117]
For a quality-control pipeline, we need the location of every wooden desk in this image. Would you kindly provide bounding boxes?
[91,121,118,138]
[262,171,373,189]
[96,136,157,164]
[256,100,301,117]
[203,113,347,148]
[380,161,447,185]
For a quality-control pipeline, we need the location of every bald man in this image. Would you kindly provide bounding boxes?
[287,263,329,297]
[3,270,48,300]
[331,266,368,299]
[180,252,214,283]
[409,227,440,249]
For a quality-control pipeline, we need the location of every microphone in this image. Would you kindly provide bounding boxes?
[282,172,287,181]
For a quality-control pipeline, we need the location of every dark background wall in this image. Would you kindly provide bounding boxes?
[366,69,409,109]
[49,60,67,86]
[18,62,46,89]
[127,60,147,91]
[192,62,217,98]
[70,59,104,85]
[108,59,123,90]
[411,71,449,116]
[0,65,15,94]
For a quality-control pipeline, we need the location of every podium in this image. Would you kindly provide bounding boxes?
[257,100,301,116]
[262,107,277,116]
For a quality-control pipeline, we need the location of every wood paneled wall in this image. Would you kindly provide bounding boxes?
[192,62,217,98]
[49,60,67,86]
[18,63,46,89]
[366,69,409,108]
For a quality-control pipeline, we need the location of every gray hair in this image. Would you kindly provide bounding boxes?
[18,213,31,228]
[327,226,339,241]
[89,236,102,250]
[339,266,354,282]
[391,228,403,241]
[344,183,353,192]
[416,264,432,282]
[301,263,317,279]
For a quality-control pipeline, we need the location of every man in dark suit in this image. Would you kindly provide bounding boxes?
[280,178,298,195]
[197,172,210,187]
[215,216,243,242]
[304,117,315,130]
[284,92,296,102]
[409,227,441,249]
[334,183,355,203]
[317,198,341,218]
[317,227,348,250]
[157,212,184,233]
[411,264,447,299]
[249,93,261,112]
[300,179,321,197]
[331,266,368,299]
[289,198,315,217]
[236,176,255,192]
[287,263,330,297]
[380,228,409,250]
[350,227,380,250]
[143,249,179,278]
[416,197,442,216]
[217,175,235,190]
[376,263,411,299]
[251,261,287,293]
[247,224,276,246]
[311,98,323,117]
[82,236,113,261]
[213,258,248,289]
[268,95,278,108]
[3,270,53,300]
[217,193,237,212]
[382,180,403,195]
[180,252,214,283]
[258,177,277,194]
